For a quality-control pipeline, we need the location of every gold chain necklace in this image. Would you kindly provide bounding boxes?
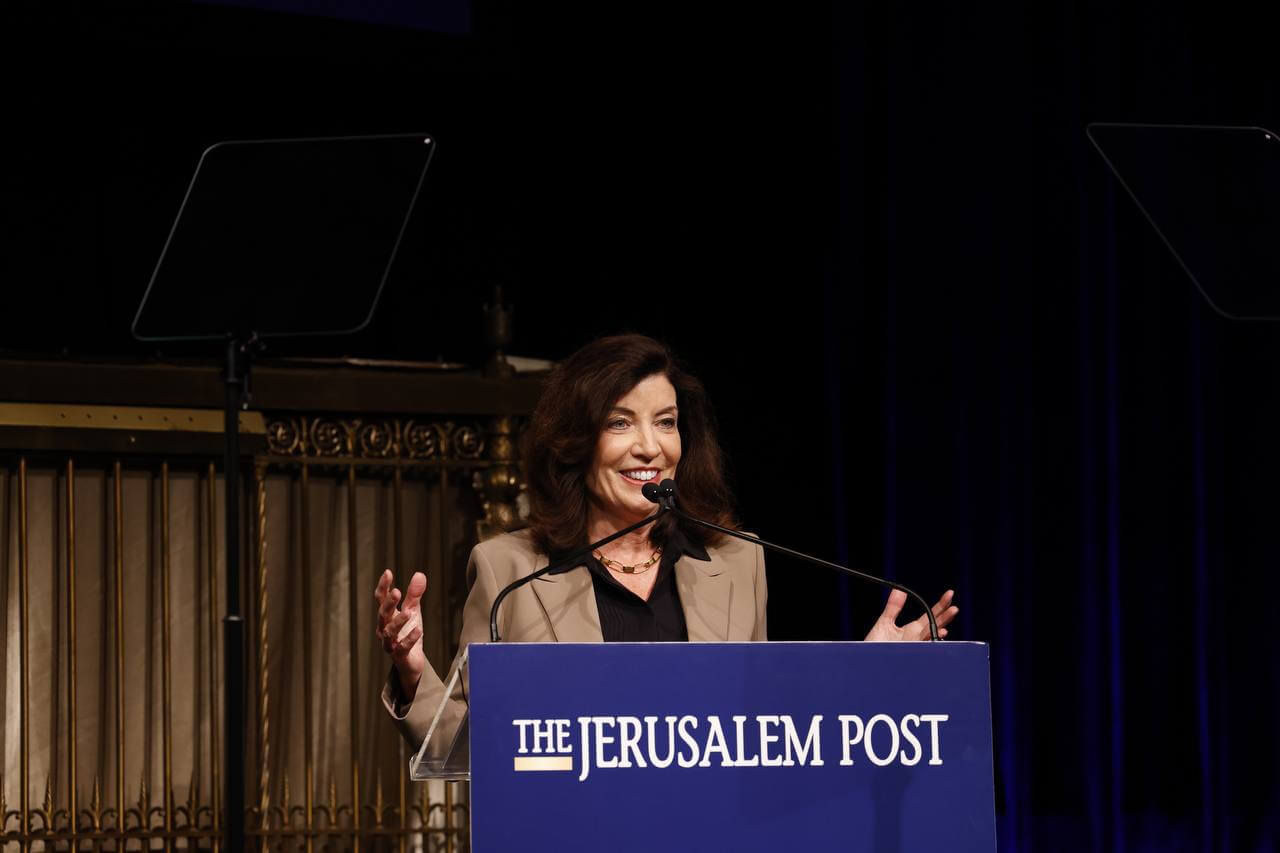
[594,546,663,575]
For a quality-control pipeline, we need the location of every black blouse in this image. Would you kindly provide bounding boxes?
[582,527,711,642]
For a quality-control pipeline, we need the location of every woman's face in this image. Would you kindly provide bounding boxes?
[586,372,682,526]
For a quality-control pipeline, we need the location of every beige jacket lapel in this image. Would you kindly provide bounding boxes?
[675,552,732,641]
[530,563,603,642]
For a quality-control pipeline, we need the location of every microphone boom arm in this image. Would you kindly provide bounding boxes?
[669,507,941,642]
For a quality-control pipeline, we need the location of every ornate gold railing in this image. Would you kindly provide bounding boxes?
[0,379,532,853]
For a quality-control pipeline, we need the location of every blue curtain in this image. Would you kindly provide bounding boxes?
[824,2,1280,850]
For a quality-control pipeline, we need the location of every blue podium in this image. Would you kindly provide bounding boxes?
[441,641,996,852]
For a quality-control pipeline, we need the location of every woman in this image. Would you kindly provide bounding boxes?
[375,334,957,750]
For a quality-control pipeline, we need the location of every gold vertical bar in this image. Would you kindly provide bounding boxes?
[392,466,404,581]
[299,464,314,853]
[112,461,125,845]
[437,467,450,686]
[50,466,62,843]
[144,472,156,804]
[346,464,360,853]
[393,465,406,853]
[444,783,454,853]
[94,472,108,853]
[19,458,30,853]
[254,460,270,851]
[206,463,221,853]
[437,467,455,853]
[0,469,8,815]
[66,459,79,841]
[160,463,174,853]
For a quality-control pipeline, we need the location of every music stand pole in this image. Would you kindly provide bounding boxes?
[131,133,439,853]
[222,334,254,853]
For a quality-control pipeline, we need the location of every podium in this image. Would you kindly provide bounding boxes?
[414,641,995,852]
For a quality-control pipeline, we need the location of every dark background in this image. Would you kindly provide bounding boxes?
[4,1,1280,848]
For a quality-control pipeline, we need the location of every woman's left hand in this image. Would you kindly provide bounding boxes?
[863,589,957,642]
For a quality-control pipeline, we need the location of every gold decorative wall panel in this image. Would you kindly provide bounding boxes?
[1,405,528,853]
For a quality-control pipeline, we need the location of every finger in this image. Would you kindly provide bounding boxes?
[377,587,401,628]
[935,604,959,628]
[931,590,954,616]
[376,594,402,645]
[401,571,428,612]
[913,609,956,640]
[880,589,907,624]
[385,609,413,639]
[395,609,422,645]
[395,624,423,657]
[916,625,948,641]
[379,608,400,653]
[374,570,393,604]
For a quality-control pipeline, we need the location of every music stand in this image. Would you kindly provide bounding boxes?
[132,133,437,853]
[1088,123,1280,320]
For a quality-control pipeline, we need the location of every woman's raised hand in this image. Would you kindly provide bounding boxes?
[375,569,428,701]
[863,589,958,642]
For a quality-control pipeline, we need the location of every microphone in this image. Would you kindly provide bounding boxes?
[488,503,670,642]
[641,479,675,509]
[653,479,942,641]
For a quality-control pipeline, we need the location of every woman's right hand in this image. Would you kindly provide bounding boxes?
[375,569,428,702]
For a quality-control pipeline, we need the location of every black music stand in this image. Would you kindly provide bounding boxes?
[132,133,437,853]
[1088,123,1280,320]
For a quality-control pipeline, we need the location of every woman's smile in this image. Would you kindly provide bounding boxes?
[619,467,662,484]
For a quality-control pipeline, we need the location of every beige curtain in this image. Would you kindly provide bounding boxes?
[2,460,475,851]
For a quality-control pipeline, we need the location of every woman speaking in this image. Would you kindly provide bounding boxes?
[374,334,957,749]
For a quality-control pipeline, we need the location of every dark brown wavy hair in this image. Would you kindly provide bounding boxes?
[523,334,738,555]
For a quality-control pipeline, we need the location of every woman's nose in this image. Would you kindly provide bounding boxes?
[632,426,660,458]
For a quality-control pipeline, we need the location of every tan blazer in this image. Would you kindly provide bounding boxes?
[382,528,767,750]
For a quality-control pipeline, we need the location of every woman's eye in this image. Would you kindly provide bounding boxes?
[607,418,629,430]
[658,418,677,429]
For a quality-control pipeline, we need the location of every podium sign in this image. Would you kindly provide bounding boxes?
[468,642,995,852]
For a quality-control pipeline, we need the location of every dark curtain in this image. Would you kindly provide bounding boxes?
[824,2,1280,849]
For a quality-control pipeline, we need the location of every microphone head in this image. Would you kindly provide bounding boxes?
[641,481,662,504]
[658,479,676,499]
